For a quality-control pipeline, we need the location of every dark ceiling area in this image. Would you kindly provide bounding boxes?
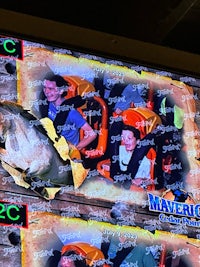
[1,0,200,55]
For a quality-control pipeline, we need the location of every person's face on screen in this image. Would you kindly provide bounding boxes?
[43,79,63,105]
[121,129,138,151]
[57,255,76,267]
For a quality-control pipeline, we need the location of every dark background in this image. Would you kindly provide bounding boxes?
[1,0,200,55]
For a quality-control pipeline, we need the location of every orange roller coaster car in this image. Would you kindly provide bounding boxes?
[63,75,108,159]
[97,107,162,190]
[61,241,111,267]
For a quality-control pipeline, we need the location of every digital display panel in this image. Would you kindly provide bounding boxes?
[0,200,27,228]
[0,32,200,267]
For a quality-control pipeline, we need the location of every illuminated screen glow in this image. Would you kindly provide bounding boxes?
[0,34,200,267]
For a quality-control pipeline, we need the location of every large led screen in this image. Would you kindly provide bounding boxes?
[0,34,200,267]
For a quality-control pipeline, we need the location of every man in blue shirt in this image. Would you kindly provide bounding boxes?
[40,73,97,151]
